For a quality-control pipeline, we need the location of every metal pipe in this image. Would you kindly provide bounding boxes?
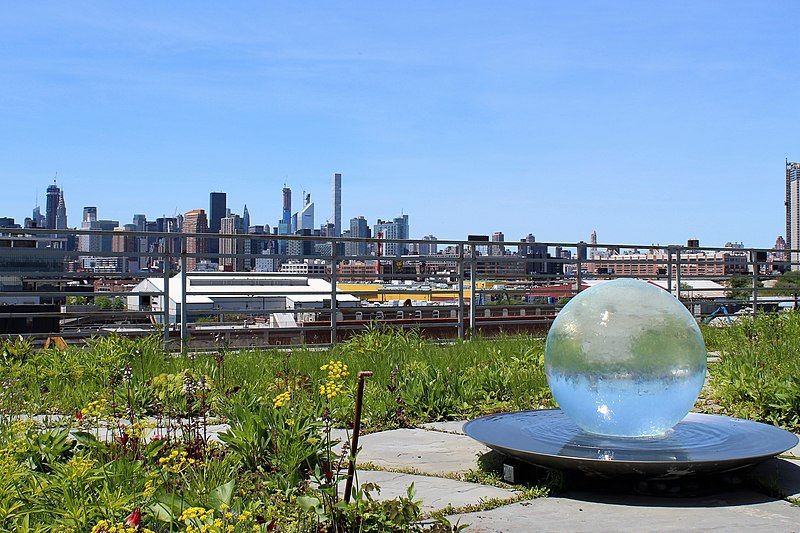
[180,236,188,354]
[457,244,465,340]
[469,245,477,337]
[330,242,338,345]
[344,370,373,503]
[162,241,171,350]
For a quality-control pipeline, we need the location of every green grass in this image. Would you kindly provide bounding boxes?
[0,328,552,432]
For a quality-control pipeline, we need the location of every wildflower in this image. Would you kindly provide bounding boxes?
[273,390,291,408]
[122,364,133,383]
[319,381,345,400]
[320,360,349,380]
[125,508,141,527]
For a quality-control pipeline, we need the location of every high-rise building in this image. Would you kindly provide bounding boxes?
[55,190,67,230]
[28,205,45,228]
[298,194,314,231]
[331,172,342,237]
[45,181,60,229]
[490,232,505,256]
[183,209,208,271]
[219,214,244,271]
[132,214,147,231]
[775,235,787,262]
[209,192,227,255]
[420,235,438,256]
[786,160,800,269]
[83,207,97,223]
[282,186,292,226]
[346,216,371,256]
[242,205,250,232]
[374,215,409,256]
[78,208,117,253]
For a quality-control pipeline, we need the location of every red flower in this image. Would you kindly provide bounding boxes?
[75,409,84,421]
[125,507,141,527]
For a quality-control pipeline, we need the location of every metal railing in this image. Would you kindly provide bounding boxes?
[1,227,797,350]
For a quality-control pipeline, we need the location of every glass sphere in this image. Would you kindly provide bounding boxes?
[545,279,706,437]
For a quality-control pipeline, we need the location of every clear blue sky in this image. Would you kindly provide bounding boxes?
[1,1,797,247]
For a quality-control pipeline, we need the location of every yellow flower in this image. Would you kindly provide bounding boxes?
[273,390,291,408]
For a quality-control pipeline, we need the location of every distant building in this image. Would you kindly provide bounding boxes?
[55,190,67,230]
[242,205,250,232]
[219,214,244,271]
[347,216,371,257]
[587,251,747,277]
[279,260,328,276]
[374,215,409,256]
[45,181,60,230]
[183,209,208,271]
[490,232,505,256]
[419,235,438,256]
[209,192,226,255]
[331,173,342,237]
[786,160,800,269]
[0,217,19,229]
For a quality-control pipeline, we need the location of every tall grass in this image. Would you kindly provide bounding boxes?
[705,313,800,430]
[0,328,551,431]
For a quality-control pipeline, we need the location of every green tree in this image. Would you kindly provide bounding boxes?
[726,275,762,300]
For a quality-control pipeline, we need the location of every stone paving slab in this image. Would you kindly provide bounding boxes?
[342,470,516,513]
[784,437,800,459]
[420,420,468,435]
[355,428,488,474]
[447,491,800,532]
[748,458,800,499]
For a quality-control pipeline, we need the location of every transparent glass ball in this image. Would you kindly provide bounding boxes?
[545,278,706,437]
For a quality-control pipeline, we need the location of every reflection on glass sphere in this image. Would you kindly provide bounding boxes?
[545,279,706,437]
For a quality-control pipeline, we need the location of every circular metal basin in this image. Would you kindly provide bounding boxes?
[464,409,798,478]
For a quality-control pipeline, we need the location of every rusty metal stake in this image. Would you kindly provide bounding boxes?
[344,370,373,503]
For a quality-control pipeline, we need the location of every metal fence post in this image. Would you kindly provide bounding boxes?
[469,244,477,337]
[675,248,682,301]
[162,238,171,350]
[457,244,465,340]
[666,246,673,294]
[751,250,758,316]
[575,243,584,294]
[180,235,188,354]
[330,239,338,345]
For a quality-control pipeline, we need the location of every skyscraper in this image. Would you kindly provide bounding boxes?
[55,190,67,229]
[183,209,208,271]
[786,161,800,263]
[45,181,60,229]
[347,216,370,256]
[242,204,250,232]
[331,173,342,237]
[220,214,244,271]
[373,215,409,256]
[282,186,292,226]
[278,187,292,257]
[209,192,227,255]
[299,194,314,231]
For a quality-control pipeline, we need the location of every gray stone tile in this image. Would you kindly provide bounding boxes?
[447,491,800,532]
[354,428,488,474]
[342,470,516,513]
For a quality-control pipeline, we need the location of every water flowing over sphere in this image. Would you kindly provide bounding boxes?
[545,279,707,437]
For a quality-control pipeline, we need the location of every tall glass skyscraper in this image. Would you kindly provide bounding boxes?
[209,192,226,255]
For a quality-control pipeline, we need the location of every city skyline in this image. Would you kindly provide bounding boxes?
[2,3,799,246]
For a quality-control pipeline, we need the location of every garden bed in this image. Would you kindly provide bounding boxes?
[0,316,797,530]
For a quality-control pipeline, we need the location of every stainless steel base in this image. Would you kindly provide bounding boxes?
[464,409,798,478]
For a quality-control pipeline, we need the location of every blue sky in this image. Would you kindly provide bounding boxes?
[1,1,797,247]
